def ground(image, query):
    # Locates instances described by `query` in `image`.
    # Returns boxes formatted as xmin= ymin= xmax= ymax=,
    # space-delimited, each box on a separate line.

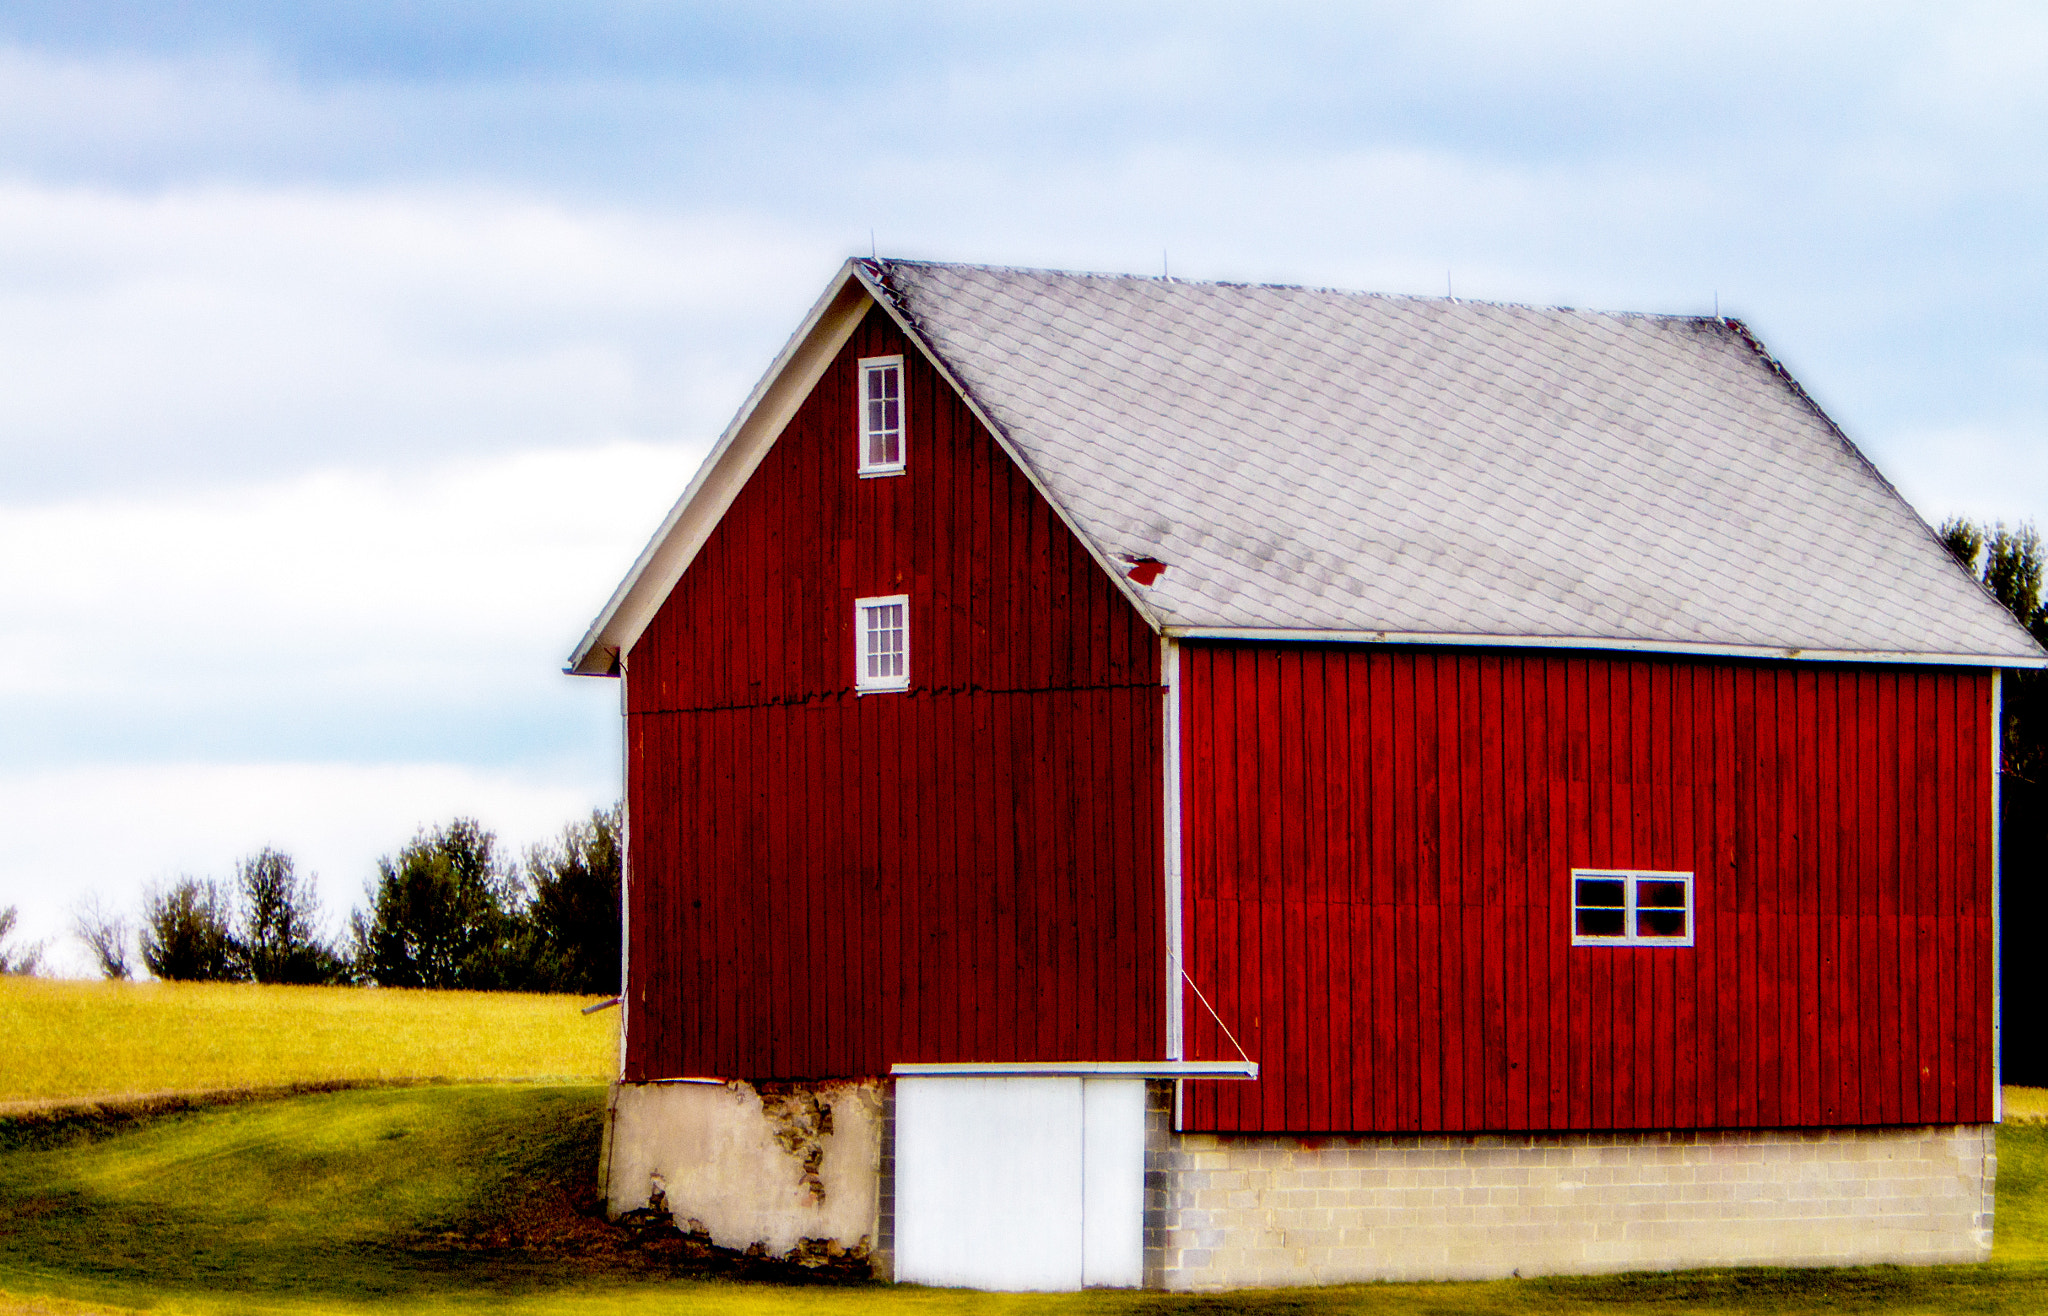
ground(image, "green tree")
xmin=519 ymin=804 xmax=622 ymax=995
xmin=236 ymin=848 xmax=343 ymax=984
xmin=349 ymin=819 xmax=523 ymax=989
xmin=0 ymin=906 xmax=46 ymax=976
xmin=140 ymin=878 xmax=241 ymax=982
xmin=1940 ymin=516 xmax=2048 ymax=780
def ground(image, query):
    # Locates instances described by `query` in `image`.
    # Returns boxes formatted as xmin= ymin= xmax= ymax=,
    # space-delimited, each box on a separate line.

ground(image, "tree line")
xmin=1940 ymin=517 xmax=2048 ymax=777
xmin=2 ymin=522 xmax=2040 ymax=990
xmin=17 ymin=805 xmax=622 ymax=993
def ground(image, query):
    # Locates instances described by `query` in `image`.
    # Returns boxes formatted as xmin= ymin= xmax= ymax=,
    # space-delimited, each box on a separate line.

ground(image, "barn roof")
xmin=570 ymin=258 xmax=2044 ymax=674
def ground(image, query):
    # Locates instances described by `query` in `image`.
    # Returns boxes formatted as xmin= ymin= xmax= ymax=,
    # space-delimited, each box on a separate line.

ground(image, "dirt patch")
xmin=399 ymin=1176 xmax=876 ymax=1285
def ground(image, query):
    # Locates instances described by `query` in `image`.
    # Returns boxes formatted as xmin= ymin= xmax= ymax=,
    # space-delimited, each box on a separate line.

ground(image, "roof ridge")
xmin=870 ymin=255 xmax=1721 ymax=325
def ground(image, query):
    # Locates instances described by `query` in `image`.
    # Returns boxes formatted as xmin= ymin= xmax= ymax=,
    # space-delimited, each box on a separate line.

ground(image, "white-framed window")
xmin=1570 ymin=869 xmax=1694 ymax=947
xmin=855 ymin=594 xmax=909 ymax=693
xmin=858 ymin=355 xmax=905 ymax=476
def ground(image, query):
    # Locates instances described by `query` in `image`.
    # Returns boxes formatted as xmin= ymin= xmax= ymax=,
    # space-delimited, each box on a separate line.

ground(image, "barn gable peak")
xmin=568 ymin=259 xmax=1160 ymax=676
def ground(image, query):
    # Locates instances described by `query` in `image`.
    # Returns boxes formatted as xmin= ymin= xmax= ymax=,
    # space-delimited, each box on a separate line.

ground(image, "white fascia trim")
xmin=1160 ymin=625 xmax=2047 ymax=669
xmin=849 ymin=262 xmax=1165 ymax=635
xmin=890 ymin=1060 xmax=1257 ymax=1080
xmin=566 ymin=260 xmax=874 ymax=676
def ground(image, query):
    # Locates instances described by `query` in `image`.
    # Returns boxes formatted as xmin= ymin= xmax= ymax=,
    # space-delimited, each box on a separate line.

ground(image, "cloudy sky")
xmin=3 ymin=2 xmax=2045 ymax=971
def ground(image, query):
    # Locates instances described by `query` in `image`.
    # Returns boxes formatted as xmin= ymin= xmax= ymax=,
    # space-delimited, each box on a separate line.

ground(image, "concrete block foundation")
xmin=602 ymin=1077 xmax=1996 ymax=1288
xmin=1140 ymin=1084 xmax=1997 ymax=1289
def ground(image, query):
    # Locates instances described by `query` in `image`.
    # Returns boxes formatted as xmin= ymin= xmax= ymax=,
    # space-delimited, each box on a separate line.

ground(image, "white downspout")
xmin=1993 ymin=668 xmax=2003 ymax=1122
xmin=1162 ymin=637 xmax=1184 ymax=1063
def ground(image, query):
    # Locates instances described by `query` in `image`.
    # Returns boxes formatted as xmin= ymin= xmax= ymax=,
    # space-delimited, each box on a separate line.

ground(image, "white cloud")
xmin=0 ymin=760 xmax=614 ymax=978
xmin=0 ymin=177 xmax=839 ymax=494
xmin=0 ymin=441 xmax=702 ymax=762
xmin=1868 ymin=424 xmax=2048 ymax=532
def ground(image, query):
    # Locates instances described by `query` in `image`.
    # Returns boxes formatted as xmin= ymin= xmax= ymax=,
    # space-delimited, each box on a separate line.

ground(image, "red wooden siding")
xmin=624 ymin=304 xmax=1164 ymax=1082
xmin=1179 ymin=645 xmax=1994 ymax=1133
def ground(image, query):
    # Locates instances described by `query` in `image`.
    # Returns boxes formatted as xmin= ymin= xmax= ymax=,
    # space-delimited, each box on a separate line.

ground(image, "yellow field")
xmin=2008 ymin=1086 xmax=2048 ymax=1122
xmin=0 ymin=977 xmax=619 ymax=1105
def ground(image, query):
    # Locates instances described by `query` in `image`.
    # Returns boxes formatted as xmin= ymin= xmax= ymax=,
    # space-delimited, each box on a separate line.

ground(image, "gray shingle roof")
xmin=872 ymin=259 xmax=2039 ymax=663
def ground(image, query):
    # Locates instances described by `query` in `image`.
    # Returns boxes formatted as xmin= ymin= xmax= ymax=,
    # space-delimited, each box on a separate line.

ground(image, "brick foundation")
xmin=1141 ymin=1084 xmax=1995 ymax=1288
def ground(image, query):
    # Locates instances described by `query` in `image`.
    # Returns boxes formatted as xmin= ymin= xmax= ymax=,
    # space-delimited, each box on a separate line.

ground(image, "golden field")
xmin=0 ymin=976 xmax=618 ymax=1105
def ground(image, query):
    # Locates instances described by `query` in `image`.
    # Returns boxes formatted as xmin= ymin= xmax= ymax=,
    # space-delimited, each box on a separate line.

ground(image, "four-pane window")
xmin=855 ymin=594 xmax=909 ymax=692
xmin=1571 ymin=869 xmax=1693 ymax=946
xmin=859 ymin=355 xmax=905 ymax=475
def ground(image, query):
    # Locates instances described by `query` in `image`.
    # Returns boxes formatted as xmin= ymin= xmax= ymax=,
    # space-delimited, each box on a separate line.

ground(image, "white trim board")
xmin=891 ymin=1059 xmax=1256 ymax=1079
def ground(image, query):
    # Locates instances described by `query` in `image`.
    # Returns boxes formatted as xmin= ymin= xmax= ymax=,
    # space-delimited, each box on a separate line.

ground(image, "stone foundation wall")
xmin=604 ymin=1079 xmax=884 ymax=1270
xmin=1143 ymin=1085 xmax=1995 ymax=1289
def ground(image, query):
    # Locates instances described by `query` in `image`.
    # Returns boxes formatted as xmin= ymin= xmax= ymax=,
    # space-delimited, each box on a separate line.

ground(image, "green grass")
xmin=0 ymin=978 xmax=618 ymax=1106
xmin=10 ymin=1087 xmax=2048 ymax=1315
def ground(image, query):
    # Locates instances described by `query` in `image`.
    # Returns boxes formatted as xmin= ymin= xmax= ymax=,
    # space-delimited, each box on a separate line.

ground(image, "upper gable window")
xmin=858 ymin=355 xmax=905 ymax=476
xmin=855 ymin=594 xmax=909 ymax=693
xmin=1571 ymin=869 xmax=1693 ymax=947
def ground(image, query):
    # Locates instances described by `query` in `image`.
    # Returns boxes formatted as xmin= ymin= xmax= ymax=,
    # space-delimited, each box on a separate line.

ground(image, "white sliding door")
xmin=894 ymin=1076 xmax=1144 ymax=1290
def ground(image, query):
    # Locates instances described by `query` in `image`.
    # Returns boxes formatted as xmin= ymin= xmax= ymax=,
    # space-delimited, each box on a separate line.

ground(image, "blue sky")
xmin=3 ymin=2 xmax=2046 ymax=968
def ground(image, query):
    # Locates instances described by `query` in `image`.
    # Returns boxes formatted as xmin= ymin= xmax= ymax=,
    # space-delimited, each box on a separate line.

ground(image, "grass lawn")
xmin=0 ymin=978 xmax=618 ymax=1106
xmin=4 ymin=988 xmax=2046 ymax=1316
xmin=5 ymin=1086 xmax=2048 ymax=1315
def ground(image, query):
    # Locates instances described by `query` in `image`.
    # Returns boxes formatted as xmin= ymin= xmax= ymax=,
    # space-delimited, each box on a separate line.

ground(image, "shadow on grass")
xmin=0 ymin=1084 xmax=880 ymax=1308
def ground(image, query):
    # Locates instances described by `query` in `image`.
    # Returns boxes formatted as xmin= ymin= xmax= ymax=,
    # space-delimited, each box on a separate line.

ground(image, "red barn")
xmin=572 ymin=259 xmax=2042 ymax=1289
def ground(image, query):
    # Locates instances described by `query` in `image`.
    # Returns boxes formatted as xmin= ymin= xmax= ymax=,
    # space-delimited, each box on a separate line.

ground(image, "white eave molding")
xmin=891 ymin=1059 xmax=1257 ymax=1080
xmin=1162 ymin=626 xmax=2048 ymax=670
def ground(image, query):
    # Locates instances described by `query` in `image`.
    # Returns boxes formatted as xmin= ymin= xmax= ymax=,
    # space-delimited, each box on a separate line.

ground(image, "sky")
xmin=2 ymin=2 xmax=2046 ymax=972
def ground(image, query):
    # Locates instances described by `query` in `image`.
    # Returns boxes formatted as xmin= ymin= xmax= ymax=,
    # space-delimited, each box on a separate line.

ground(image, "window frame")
xmin=857 ymin=354 xmax=906 ymax=477
xmin=1569 ymin=868 xmax=1695 ymax=947
xmin=854 ymin=593 xmax=910 ymax=694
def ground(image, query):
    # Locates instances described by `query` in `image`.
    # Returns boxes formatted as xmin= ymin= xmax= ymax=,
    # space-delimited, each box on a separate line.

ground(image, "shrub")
xmin=73 ymin=895 xmax=133 ymax=981
xmin=520 ymin=804 xmax=622 ymax=995
xmin=140 ymin=879 xmax=241 ymax=982
xmin=0 ymin=905 xmax=46 ymax=976
xmin=236 ymin=848 xmax=343 ymax=984
xmin=350 ymin=819 xmax=525 ymax=989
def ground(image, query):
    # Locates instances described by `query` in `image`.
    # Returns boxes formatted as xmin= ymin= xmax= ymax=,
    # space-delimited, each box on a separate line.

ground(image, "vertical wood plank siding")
xmin=1180 ymin=644 xmax=1994 ymax=1133
xmin=624 ymin=305 xmax=1164 ymax=1082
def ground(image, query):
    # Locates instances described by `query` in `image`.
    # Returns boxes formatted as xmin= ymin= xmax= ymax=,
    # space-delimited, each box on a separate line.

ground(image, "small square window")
xmin=1571 ymin=869 xmax=1693 ymax=947
xmin=855 ymin=594 xmax=909 ymax=693
xmin=858 ymin=355 xmax=905 ymax=476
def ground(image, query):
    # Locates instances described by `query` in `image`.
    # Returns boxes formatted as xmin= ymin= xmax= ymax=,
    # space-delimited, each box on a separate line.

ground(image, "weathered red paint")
xmin=622 ymin=305 xmax=1165 ymax=1083
xmin=1177 ymin=643 xmax=1995 ymax=1133
xmin=616 ymin=298 xmax=1996 ymax=1133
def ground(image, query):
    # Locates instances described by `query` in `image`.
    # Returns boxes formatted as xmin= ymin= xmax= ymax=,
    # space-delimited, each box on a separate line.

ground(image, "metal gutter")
xmin=1162 ymin=626 xmax=2047 ymax=669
